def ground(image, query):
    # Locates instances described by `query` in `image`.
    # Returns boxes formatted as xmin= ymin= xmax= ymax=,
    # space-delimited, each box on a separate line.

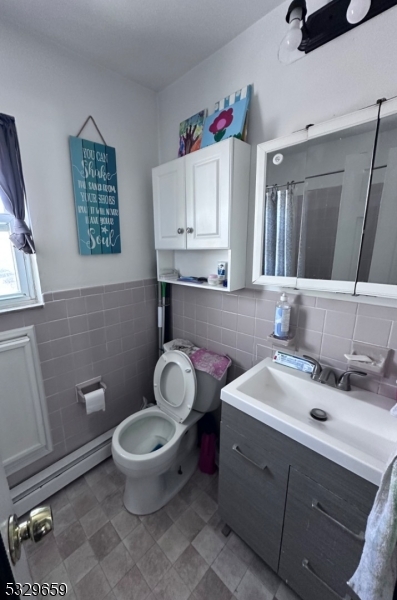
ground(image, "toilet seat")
xmin=154 ymin=350 xmax=196 ymax=423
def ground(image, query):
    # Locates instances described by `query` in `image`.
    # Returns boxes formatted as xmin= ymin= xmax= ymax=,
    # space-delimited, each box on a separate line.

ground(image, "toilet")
xmin=112 ymin=340 xmax=227 ymax=515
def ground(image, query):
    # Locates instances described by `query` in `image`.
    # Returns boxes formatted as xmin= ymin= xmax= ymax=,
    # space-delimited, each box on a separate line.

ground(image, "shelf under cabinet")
xmin=158 ymin=278 xmax=231 ymax=292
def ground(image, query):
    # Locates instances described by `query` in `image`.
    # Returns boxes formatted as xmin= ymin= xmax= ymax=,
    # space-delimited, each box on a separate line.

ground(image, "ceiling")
xmin=0 ymin=0 xmax=285 ymax=90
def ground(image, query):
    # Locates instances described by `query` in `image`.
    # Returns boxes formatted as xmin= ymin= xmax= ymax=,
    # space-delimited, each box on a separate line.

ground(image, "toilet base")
xmin=123 ymin=447 xmax=200 ymax=515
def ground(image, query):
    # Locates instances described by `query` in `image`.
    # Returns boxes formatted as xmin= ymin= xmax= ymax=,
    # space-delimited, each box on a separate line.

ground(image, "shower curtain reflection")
xmin=263 ymin=184 xmax=298 ymax=277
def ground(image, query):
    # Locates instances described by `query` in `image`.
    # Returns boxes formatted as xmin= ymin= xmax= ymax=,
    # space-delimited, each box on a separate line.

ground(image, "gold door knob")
xmin=8 ymin=506 xmax=53 ymax=564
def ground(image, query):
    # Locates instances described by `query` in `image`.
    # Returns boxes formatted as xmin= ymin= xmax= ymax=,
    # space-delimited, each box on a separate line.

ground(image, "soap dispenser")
xmin=274 ymin=293 xmax=291 ymax=339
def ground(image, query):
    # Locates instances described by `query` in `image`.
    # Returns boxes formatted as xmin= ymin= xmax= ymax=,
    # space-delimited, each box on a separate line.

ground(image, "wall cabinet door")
xmin=152 ymin=158 xmax=186 ymax=249
xmin=185 ymin=142 xmax=230 ymax=249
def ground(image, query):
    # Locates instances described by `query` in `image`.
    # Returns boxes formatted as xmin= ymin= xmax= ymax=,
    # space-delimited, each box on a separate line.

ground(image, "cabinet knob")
xmin=177 ymin=228 xmax=184 ymax=234
xmin=186 ymin=227 xmax=194 ymax=234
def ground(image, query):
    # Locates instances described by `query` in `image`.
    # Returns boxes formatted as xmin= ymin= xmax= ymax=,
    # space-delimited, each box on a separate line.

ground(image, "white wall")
xmin=157 ymin=1 xmax=397 ymax=286
xmin=0 ymin=22 xmax=158 ymax=293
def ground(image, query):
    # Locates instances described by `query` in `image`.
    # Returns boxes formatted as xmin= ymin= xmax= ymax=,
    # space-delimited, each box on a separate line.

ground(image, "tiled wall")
xmin=170 ymin=285 xmax=397 ymax=402
xmin=4 ymin=279 xmax=397 ymax=486
xmin=0 ymin=279 xmax=158 ymax=487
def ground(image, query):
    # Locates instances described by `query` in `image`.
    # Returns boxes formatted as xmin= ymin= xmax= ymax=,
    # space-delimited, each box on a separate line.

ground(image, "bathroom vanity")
xmin=218 ymin=359 xmax=397 ymax=600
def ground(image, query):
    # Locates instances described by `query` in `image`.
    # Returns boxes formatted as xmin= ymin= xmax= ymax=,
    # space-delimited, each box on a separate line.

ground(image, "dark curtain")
xmin=0 ymin=114 xmax=35 ymax=254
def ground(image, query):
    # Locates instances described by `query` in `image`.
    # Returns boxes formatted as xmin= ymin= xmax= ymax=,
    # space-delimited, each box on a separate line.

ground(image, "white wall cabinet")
xmin=153 ymin=138 xmax=251 ymax=292
xmin=185 ymin=141 xmax=230 ymax=249
xmin=152 ymin=158 xmax=186 ymax=250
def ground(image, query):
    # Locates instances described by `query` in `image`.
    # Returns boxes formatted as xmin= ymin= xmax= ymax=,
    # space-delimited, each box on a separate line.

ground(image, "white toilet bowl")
xmin=112 ymin=343 xmax=227 ymax=515
xmin=113 ymin=405 xmax=201 ymax=514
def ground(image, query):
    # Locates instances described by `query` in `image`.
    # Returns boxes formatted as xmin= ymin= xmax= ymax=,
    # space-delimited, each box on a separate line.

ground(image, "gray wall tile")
xmin=132 ymin=287 xmax=145 ymax=303
xmin=255 ymin=300 xmax=276 ymax=321
xmin=222 ymin=294 xmax=238 ymax=314
xmin=221 ymin=329 xmax=236 ymax=349
xmin=323 ymin=310 xmax=356 ymax=339
xmin=221 ymin=311 xmax=237 ymax=331
xmin=67 ymin=297 xmax=87 ymax=318
xmin=321 ymin=334 xmax=352 ymax=362
xmin=238 ymin=297 xmax=256 ymax=317
xmin=237 ymin=315 xmax=255 ymax=336
xmin=69 ymin=315 xmax=89 ymax=335
xmin=1 ymin=279 xmax=156 ymax=487
xmin=86 ymin=294 xmax=104 ymax=313
xmin=170 ymin=281 xmax=397 ymax=403
xmin=88 ymin=311 xmax=105 ymax=330
xmin=298 ymin=307 xmax=326 ymax=332
xmin=315 ymin=297 xmax=358 ymax=314
xmin=80 ymin=285 xmax=104 ymax=296
xmin=51 ymin=337 xmax=73 ymax=358
xmin=354 ymin=315 xmax=392 ymax=347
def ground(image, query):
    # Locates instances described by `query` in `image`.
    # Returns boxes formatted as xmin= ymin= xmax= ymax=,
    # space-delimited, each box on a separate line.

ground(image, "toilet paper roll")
xmin=85 ymin=388 xmax=106 ymax=414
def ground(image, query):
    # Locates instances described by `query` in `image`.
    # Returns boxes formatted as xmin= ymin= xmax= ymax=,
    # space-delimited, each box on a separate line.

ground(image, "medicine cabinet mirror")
xmin=253 ymin=97 xmax=397 ymax=299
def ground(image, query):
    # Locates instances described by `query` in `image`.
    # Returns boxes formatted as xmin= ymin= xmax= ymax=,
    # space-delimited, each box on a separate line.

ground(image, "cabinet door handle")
xmin=312 ymin=500 xmax=365 ymax=542
xmin=177 ymin=228 xmax=184 ymax=234
xmin=302 ymin=559 xmax=352 ymax=600
xmin=232 ymin=444 xmax=267 ymax=470
xmin=186 ymin=227 xmax=194 ymax=234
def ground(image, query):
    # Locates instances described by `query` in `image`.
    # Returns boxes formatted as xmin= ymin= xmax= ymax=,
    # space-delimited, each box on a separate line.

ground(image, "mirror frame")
xmin=252 ymin=101 xmax=392 ymax=296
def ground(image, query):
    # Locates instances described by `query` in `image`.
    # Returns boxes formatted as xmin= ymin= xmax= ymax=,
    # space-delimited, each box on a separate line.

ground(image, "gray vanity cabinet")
xmin=219 ymin=415 xmax=289 ymax=571
xmin=279 ymin=468 xmax=366 ymax=600
xmin=219 ymin=403 xmax=377 ymax=600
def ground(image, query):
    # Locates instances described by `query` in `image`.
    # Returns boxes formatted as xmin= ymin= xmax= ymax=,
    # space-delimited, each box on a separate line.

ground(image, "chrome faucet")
xmin=337 ymin=370 xmax=367 ymax=392
xmin=302 ymin=356 xmax=322 ymax=381
xmin=303 ymin=355 xmax=367 ymax=391
xmin=318 ymin=367 xmax=337 ymax=387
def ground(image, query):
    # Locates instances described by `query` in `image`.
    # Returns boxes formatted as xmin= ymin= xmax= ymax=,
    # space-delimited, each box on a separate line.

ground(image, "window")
xmin=0 ymin=195 xmax=41 ymax=311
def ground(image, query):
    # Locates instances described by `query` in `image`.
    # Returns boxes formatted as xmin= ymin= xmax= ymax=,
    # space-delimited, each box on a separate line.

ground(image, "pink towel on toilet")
xmin=190 ymin=348 xmax=231 ymax=381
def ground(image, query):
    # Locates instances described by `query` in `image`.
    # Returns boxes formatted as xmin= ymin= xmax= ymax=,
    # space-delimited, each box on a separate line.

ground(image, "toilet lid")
xmin=154 ymin=350 xmax=197 ymax=423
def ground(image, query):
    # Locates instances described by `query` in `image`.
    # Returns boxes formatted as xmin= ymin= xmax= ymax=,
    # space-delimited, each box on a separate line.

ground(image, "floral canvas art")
xmin=201 ymin=85 xmax=252 ymax=148
xmin=178 ymin=110 xmax=207 ymax=157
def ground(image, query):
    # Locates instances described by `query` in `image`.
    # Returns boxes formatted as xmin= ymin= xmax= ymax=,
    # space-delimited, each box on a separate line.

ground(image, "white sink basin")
xmin=221 ymin=358 xmax=397 ymax=485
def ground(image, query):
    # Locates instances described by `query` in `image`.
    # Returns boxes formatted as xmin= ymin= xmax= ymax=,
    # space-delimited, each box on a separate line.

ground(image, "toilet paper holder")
xmin=76 ymin=377 xmax=107 ymax=404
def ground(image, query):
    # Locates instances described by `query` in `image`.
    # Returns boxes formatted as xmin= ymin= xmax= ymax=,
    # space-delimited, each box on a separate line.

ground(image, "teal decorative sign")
xmin=69 ymin=136 xmax=121 ymax=255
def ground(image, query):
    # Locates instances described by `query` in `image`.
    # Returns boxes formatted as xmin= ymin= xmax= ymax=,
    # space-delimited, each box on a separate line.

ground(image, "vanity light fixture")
xmin=279 ymin=0 xmax=397 ymax=64
xmin=278 ymin=0 xmax=307 ymax=65
xmin=346 ymin=0 xmax=371 ymax=24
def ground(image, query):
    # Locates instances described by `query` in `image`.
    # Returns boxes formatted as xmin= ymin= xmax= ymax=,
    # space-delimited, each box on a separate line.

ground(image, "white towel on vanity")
xmin=348 ymin=451 xmax=397 ymax=600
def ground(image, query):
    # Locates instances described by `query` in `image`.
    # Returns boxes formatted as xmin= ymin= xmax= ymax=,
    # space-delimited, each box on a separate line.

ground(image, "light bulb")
xmin=278 ymin=18 xmax=303 ymax=64
xmin=346 ymin=0 xmax=371 ymax=24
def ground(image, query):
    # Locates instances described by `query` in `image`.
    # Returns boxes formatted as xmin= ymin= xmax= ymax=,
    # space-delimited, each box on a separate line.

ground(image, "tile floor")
xmin=25 ymin=457 xmax=301 ymax=600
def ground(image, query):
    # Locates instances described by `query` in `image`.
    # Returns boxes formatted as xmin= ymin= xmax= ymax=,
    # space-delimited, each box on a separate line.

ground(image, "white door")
xmin=0 ymin=458 xmax=32 ymax=586
xmin=152 ymin=158 xmax=186 ymax=249
xmin=185 ymin=140 xmax=231 ymax=249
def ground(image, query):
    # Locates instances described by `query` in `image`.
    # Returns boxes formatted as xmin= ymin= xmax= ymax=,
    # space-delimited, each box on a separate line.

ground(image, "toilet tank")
xmin=194 ymin=369 xmax=227 ymax=413
xmin=163 ymin=340 xmax=227 ymax=413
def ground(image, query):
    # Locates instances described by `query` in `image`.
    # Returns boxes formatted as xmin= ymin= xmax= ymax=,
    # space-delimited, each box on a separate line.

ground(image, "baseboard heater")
xmin=11 ymin=428 xmax=116 ymax=517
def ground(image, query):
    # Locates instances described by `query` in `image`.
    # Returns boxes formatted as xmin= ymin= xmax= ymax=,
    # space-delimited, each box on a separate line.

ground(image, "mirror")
xmin=299 ymin=121 xmax=377 ymax=282
xmin=261 ymin=120 xmax=378 ymax=285
xmin=358 ymin=112 xmax=397 ymax=286
xmin=264 ymin=142 xmax=306 ymax=278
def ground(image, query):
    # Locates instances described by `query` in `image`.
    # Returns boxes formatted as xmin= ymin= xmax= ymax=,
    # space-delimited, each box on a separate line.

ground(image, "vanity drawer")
xmin=279 ymin=468 xmax=366 ymax=600
xmin=221 ymin=403 xmax=376 ymax=515
xmin=221 ymin=402 xmax=293 ymax=459
xmin=219 ymin=422 xmax=289 ymax=571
